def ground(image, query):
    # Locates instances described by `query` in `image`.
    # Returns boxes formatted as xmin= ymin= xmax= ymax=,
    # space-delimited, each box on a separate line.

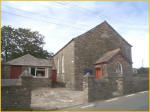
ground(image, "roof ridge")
xmin=54 ymin=21 xmax=107 ymax=56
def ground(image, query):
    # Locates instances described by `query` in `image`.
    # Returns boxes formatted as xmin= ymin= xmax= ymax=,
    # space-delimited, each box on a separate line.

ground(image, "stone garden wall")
xmin=124 ymin=76 xmax=149 ymax=94
xmin=1 ymin=65 xmax=11 ymax=79
xmin=1 ymin=71 xmax=52 ymax=111
xmin=2 ymin=86 xmax=31 ymax=111
xmin=83 ymin=75 xmax=113 ymax=102
xmin=1 ymin=77 xmax=32 ymax=111
xmin=28 ymin=78 xmax=51 ymax=89
xmin=83 ymin=74 xmax=149 ymax=103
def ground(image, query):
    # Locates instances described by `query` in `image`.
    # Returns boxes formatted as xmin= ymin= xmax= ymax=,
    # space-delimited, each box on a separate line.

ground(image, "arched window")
xmin=116 ymin=62 xmax=123 ymax=75
xmin=57 ymin=58 xmax=59 ymax=74
xmin=62 ymin=55 xmax=64 ymax=73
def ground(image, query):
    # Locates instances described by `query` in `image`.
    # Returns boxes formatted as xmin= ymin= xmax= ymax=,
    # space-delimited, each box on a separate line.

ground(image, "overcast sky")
xmin=1 ymin=1 xmax=149 ymax=68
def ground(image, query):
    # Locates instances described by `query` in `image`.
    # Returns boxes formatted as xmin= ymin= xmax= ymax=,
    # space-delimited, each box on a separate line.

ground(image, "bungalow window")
xmin=31 ymin=68 xmax=35 ymax=76
xmin=30 ymin=67 xmax=46 ymax=77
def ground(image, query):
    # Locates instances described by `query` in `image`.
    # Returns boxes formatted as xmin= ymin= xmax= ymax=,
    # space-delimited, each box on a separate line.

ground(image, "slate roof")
xmin=6 ymin=54 xmax=52 ymax=67
xmin=95 ymin=48 xmax=121 ymax=64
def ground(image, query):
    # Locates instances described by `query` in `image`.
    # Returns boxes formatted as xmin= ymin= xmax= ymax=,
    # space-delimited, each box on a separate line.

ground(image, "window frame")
xmin=29 ymin=67 xmax=48 ymax=78
xmin=116 ymin=62 xmax=123 ymax=75
xmin=57 ymin=58 xmax=59 ymax=74
xmin=62 ymin=55 xmax=65 ymax=73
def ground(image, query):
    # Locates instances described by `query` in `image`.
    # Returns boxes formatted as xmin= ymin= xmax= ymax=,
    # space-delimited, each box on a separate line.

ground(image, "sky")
xmin=1 ymin=1 xmax=149 ymax=68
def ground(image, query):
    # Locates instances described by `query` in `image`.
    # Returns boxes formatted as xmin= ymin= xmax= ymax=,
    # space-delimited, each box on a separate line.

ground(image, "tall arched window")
xmin=62 ymin=56 xmax=64 ymax=73
xmin=116 ymin=62 xmax=123 ymax=75
xmin=57 ymin=58 xmax=59 ymax=74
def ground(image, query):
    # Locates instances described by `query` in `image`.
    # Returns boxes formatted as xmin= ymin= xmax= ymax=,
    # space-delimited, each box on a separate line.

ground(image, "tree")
xmin=1 ymin=26 xmax=53 ymax=62
xmin=137 ymin=67 xmax=149 ymax=74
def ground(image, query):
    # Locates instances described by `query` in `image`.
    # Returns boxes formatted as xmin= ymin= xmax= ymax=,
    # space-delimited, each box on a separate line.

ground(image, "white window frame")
xmin=29 ymin=67 xmax=48 ymax=78
xmin=57 ymin=58 xmax=59 ymax=74
xmin=116 ymin=62 xmax=123 ymax=75
xmin=62 ymin=55 xmax=65 ymax=73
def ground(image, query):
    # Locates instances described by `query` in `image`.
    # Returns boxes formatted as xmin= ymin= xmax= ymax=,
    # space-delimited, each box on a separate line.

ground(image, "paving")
xmin=31 ymin=87 xmax=84 ymax=110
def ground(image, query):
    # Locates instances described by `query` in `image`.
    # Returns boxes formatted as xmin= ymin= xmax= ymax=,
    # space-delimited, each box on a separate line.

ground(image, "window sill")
xmin=33 ymin=76 xmax=48 ymax=78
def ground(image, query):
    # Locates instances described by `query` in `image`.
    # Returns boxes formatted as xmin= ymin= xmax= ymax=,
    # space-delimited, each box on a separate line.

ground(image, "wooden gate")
xmin=52 ymin=70 xmax=57 ymax=86
xmin=10 ymin=66 xmax=22 ymax=79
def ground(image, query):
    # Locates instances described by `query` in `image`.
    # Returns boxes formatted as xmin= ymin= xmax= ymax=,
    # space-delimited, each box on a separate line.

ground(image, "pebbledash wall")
xmin=54 ymin=21 xmax=133 ymax=90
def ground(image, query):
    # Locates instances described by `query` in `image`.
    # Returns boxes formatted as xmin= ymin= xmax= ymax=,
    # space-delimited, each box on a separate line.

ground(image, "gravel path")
xmin=31 ymin=87 xmax=84 ymax=110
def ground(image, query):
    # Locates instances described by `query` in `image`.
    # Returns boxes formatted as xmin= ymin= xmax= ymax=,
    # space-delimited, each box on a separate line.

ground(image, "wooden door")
xmin=52 ymin=70 xmax=57 ymax=86
xmin=96 ymin=68 xmax=102 ymax=79
xmin=10 ymin=66 xmax=22 ymax=79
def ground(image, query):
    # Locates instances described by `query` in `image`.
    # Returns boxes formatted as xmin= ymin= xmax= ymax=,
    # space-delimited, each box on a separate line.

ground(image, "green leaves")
xmin=1 ymin=26 xmax=53 ymax=62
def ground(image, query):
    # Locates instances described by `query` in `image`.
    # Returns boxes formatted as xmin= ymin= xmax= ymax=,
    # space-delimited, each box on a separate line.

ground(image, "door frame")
xmin=96 ymin=66 xmax=103 ymax=79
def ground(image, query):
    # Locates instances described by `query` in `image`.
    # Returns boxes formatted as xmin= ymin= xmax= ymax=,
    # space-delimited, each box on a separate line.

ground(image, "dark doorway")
xmin=52 ymin=70 xmax=57 ymax=86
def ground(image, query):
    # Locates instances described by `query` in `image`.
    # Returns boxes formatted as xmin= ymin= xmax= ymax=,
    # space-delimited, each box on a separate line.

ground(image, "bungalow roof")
xmin=6 ymin=54 xmax=52 ymax=67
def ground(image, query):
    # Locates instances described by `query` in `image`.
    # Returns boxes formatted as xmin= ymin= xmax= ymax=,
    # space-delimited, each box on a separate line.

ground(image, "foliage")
xmin=133 ymin=67 xmax=149 ymax=77
xmin=137 ymin=67 xmax=149 ymax=74
xmin=1 ymin=26 xmax=53 ymax=62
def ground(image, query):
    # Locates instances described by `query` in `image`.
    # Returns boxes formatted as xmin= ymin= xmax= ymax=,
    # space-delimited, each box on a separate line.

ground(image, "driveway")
xmin=31 ymin=87 xmax=84 ymax=110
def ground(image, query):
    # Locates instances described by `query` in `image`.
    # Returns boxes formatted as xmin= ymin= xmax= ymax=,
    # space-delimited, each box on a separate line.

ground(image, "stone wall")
xmin=106 ymin=54 xmax=133 ymax=95
xmin=1 ymin=72 xmax=52 ymax=111
xmin=83 ymin=74 xmax=149 ymax=103
xmin=29 ymin=78 xmax=51 ymax=89
xmin=1 ymin=65 xmax=11 ymax=79
xmin=53 ymin=40 xmax=75 ymax=89
xmin=1 ymin=77 xmax=32 ymax=111
xmin=2 ymin=86 xmax=31 ymax=111
xmin=74 ymin=21 xmax=132 ymax=90
xmin=21 ymin=70 xmax=52 ymax=88
xmin=2 ymin=79 xmax=22 ymax=86
xmin=124 ymin=76 xmax=149 ymax=94
xmin=83 ymin=75 xmax=113 ymax=102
